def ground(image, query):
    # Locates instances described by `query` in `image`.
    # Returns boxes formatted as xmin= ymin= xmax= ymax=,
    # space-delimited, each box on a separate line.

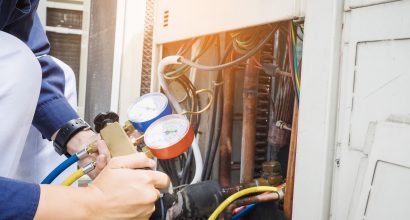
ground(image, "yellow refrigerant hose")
xmin=60 ymin=161 xmax=95 ymax=186
xmin=208 ymin=186 xmax=279 ymax=220
xmin=60 ymin=169 xmax=84 ymax=186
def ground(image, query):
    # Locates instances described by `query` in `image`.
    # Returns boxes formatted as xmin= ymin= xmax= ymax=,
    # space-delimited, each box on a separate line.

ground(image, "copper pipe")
xmin=220 ymin=181 xmax=258 ymax=198
xmin=233 ymin=192 xmax=279 ymax=207
xmin=224 ymin=192 xmax=280 ymax=219
xmin=219 ymin=66 xmax=236 ymax=186
xmin=284 ymin=99 xmax=299 ymax=219
xmin=240 ymin=55 xmax=260 ymax=183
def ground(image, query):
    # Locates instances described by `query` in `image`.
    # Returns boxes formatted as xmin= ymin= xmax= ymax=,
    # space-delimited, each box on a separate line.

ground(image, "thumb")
xmin=108 ymin=153 xmax=156 ymax=169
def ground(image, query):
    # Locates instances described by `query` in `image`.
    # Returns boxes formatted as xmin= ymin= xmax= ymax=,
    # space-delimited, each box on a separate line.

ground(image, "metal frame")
xmin=292 ymin=0 xmax=344 ymax=219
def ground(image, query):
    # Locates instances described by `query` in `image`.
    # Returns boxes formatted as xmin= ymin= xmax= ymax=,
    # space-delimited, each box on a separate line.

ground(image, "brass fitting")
xmin=261 ymin=161 xmax=283 ymax=186
xmin=86 ymin=140 xmax=99 ymax=154
xmin=123 ymin=120 xmax=136 ymax=134
xmin=142 ymin=146 xmax=154 ymax=159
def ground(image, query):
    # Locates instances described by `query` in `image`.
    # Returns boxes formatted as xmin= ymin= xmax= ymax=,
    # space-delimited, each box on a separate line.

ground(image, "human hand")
xmin=66 ymin=130 xmax=110 ymax=179
xmin=87 ymin=153 xmax=170 ymax=219
xmin=35 ymin=153 xmax=169 ymax=220
xmin=128 ymin=130 xmax=144 ymax=145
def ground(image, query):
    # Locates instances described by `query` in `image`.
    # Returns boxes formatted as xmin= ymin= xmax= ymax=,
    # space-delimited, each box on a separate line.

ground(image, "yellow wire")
xmin=208 ymin=186 xmax=278 ymax=220
xmin=291 ymin=25 xmax=297 ymax=46
xmin=60 ymin=168 xmax=85 ymax=186
xmin=181 ymin=89 xmax=213 ymax=115
xmin=290 ymin=24 xmax=301 ymax=92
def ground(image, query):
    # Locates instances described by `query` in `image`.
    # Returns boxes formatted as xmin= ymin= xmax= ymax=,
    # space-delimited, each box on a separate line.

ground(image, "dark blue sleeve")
xmin=0 ymin=177 xmax=40 ymax=220
xmin=3 ymin=0 xmax=79 ymax=139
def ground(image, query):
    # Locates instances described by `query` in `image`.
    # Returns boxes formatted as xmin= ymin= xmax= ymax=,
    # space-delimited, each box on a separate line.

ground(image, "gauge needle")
xmin=164 ymin=129 xmax=177 ymax=135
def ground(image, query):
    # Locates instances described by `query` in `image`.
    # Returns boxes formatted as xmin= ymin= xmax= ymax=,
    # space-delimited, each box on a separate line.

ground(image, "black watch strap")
xmin=53 ymin=118 xmax=90 ymax=157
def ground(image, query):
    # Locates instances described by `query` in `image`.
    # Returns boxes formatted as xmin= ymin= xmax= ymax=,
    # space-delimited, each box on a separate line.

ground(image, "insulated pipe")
xmin=224 ymin=191 xmax=281 ymax=220
xmin=240 ymin=55 xmax=260 ymax=183
xmin=157 ymin=56 xmax=203 ymax=184
xmin=219 ymin=63 xmax=236 ymax=186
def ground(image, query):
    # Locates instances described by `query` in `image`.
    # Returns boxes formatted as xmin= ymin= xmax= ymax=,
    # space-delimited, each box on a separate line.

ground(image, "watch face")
xmin=128 ymin=93 xmax=169 ymax=123
xmin=144 ymin=114 xmax=190 ymax=149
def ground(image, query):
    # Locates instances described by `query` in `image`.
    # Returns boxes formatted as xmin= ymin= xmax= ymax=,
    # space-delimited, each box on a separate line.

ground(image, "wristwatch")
xmin=53 ymin=118 xmax=91 ymax=157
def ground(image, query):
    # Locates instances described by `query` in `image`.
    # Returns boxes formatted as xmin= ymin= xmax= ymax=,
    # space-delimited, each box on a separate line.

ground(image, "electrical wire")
xmin=232 ymin=27 xmax=268 ymax=54
xmin=159 ymin=26 xmax=278 ymax=184
xmin=165 ymin=35 xmax=216 ymax=80
xmin=202 ymin=43 xmax=232 ymax=181
xmin=158 ymin=56 xmax=204 ymax=184
xmin=181 ymin=89 xmax=213 ymax=116
xmin=208 ymin=186 xmax=278 ymax=220
xmin=158 ymin=35 xmax=219 ymax=185
xmin=179 ymin=26 xmax=278 ymax=72
xmin=180 ymin=148 xmax=193 ymax=184
xmin=163 ymin=75 xmax=201 ymax=184
xmin=202 ymin=80 xmax=223 ymax=180
xmin=177 ymin=76 xmax=200 ymax=184
xmin=177 ymin=37 xmax=198 ymax=56
xmin=287 ymin=24 xmax=299 ymax=102
xmin=287 ymin=20 xmax=302 ymax=102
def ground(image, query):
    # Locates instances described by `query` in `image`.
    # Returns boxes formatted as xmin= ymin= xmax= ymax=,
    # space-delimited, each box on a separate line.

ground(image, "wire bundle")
xmin=287 ymin=21 xmax=302 ymax=102
xmin=159 ymin=25 xmax=280 ymax=186
xmin=158 ymin=35 xmax=218 ymax=185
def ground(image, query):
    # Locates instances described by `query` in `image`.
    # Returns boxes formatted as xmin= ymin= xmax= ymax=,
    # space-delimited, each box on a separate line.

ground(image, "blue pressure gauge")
xmin=127 ymin=92 xmax=172 ymax=132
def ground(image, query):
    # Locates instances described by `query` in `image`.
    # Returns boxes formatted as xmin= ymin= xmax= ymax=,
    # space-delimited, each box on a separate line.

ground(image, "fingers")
xmin=127 ymin=170 xmax=170 ymax=189
xmin=96 ymin=140 xmax=111 ymax=162
xmin=134 ymin=187 xmax=161 ymax=204
xmin=130 ymin=130 xmax=144 ymax=145
xmin=108 ymin=152 xmax=155 ymax=169
xmin=147 ymin=171 xmax=170 ymax=189
xmin=85 ymin=140 xmax=110 ymax=179
xmin=94 ymin=154 xmax=108 ymax=176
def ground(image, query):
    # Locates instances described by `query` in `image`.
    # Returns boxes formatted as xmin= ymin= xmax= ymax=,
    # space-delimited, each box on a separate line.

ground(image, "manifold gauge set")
xmin=128 ymin=92 xmax=172 ymax=132
xmin=127 ymin=92 xmax=193 ymax=159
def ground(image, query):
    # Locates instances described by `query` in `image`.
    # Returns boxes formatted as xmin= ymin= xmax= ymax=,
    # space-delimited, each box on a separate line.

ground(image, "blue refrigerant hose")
xmin=41 ymin=154 xmax=79 ymax=184
xmin=231 ymin=204 xmax=257 ymax=220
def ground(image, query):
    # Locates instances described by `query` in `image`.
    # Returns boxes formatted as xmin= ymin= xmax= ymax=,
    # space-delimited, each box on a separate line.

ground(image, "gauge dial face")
xmin=128 ymin=93 xmax=168 ymax=122
xmin=144 ymin=115 xmax=190 ymax=149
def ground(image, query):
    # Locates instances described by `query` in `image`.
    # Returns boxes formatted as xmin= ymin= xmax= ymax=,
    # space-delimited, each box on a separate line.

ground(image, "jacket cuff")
xmin=0 ymin=177 xmax=40 ymax=220
xmin=33 ymin=97 xmax=79 ymax=139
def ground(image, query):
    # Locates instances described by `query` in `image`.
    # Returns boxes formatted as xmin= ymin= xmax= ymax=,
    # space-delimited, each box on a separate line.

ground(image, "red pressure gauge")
xmin=144 ymin=114 xmax=194 ymax=159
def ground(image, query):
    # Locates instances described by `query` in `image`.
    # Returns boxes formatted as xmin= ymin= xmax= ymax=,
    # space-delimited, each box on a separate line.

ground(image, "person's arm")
xmin=0 ymin=177 xmax=40 ymax=220
xmin=0 ymin=154 xmax=169 ymax=220
xmin=4 ymin=6 xmax=106 ymax=175
xmin=35 ymin=153 xmax=169 ymax=220
xmin=4 ymin=10 xmax=79 ymax=140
